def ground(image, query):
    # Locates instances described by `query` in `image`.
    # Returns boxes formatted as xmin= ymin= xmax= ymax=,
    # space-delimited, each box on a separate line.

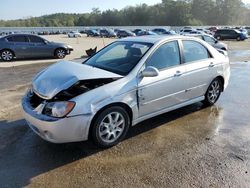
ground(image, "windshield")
xmin=84 ymin=41 xmax=153 ymax=76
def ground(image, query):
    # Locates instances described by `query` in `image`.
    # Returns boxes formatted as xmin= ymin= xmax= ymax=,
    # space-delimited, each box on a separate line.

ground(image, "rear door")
xmin=7 ymin=35 xmax=30 ymax=58
xmin=181 ymin=40 xmax=218 ymax=98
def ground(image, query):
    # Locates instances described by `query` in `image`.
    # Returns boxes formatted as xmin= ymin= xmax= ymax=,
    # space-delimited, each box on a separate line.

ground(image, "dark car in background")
xmin=186 ymin=33 xmax=228 ymax=51
xmin=132 ymin=29 xmax=144 ymax=36
xmin=0 ymin=34 xmax=73 ymax=61
xmin=151 ymin=28 xmax=175 ymax=35
xmin=137 ymin=30 xmax=158 ymax=36
xmin=116 ymin=30 xmax=136 ymax=38
xmin=99 ymin=29 xmax=116 ymax=38
xmin=214 ymin=29 xmax=247 ymax=41
xmin=86 ymin=29 xmax=100 ymax=37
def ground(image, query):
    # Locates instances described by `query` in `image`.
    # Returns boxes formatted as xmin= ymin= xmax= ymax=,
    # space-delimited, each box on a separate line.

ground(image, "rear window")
xmin=182 ymin=40 xmax=211 ymax=63
xmin=7 ymin=35 xmax=28 ymax=42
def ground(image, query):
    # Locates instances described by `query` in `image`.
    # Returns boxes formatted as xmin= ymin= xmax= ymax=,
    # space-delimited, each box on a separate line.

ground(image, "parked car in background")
xmin=184 ymin=30 xmax=204 ymax=35
xmin=116 ymin=30 xmax=136 ymax=38
xmin=186 ymin=34 xmax=228 ymax=51
xmin=22 ymin=35 xmax=230 ymax=147
xmin=214 ymin=29 xmax=247 ymax=41
xmin=179 ymin=29 xmax=193 ymax=35
xmin=0 ymin=34 xmax=73 ymax=61
xmin=99 ymin=29 xmax=116 ymax=38
xmin=137 ymin=30 xmax=158 ymax=36
xmin=244 ymin=26 xmax=250 ymax=35
xmin=151 ymin=28 xmax=169 ymax=35
xmin=239 ymin=29 xmax=249 ymax=38
xmin=132 ymin=29 xmax=144 ymax=36
xmin=68 ymin=31 xmax=81 ymax=38
xmin=208 ymin=27 xmax=219 ymax=33
xmin=86 ymin=29 xmax=100 ymax=37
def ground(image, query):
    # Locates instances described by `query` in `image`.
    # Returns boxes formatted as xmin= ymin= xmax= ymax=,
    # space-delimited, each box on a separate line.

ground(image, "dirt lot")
xmin=0 ymin=35 xmax=250 ymax=188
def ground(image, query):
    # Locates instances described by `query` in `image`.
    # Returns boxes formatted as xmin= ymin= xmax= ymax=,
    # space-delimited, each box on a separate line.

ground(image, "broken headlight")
xmin=43 ymin=101 xmax=75 ymax=118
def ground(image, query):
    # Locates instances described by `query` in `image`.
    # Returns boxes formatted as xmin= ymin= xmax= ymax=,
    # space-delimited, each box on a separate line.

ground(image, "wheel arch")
xmin=0 ymin=48 xmax=16 ymax=57
xmin=54 ymin=47 xmax=67 ymax=56
xmin=215 ymin=75 xmax=225 ymax=91
xmin=88 ymin=102 xmax=133 ymax=139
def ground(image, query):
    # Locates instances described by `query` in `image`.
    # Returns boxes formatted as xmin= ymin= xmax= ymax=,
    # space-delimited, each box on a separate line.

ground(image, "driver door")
xmin=137 ymin=40 xmax=189 ymax=117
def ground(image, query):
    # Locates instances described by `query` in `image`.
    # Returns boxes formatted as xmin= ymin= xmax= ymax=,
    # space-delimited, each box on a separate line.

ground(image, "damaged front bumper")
xmin=22 ymin=94 xmax=91 ymax=143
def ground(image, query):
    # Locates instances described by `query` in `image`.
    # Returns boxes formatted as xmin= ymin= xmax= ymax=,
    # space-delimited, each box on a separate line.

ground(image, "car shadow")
xmin=0 ymin=102 xmax=207 ymax=187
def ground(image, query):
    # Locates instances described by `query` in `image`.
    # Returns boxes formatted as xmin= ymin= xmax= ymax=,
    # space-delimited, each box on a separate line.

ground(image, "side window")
xmin=9 ymin=35 xmax=28 ymax=43
xmin=6 ymin=36 xmax=14 ymax=42
xmin=230 ymin=30 xmax=236 ymax=34
xmin=29 ymin=36 xmax=44 ymax=43
xmin=182 ymin=40 xmax=210 ymax=63
xmin=146 ymin=41 xmax=181 ymax=70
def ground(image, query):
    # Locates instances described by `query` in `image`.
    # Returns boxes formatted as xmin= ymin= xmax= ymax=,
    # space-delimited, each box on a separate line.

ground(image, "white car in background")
xmin=68 ymin=31 xmax=82 ymax=38
xmin=22 ymin=35 xmax=230 ymax=148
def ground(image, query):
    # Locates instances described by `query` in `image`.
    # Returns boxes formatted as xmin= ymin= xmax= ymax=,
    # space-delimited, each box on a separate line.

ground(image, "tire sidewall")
xmin=204 ymin=78 xmax=222 ymax=106
xmin=55 ymin=49 xmax=66 ymax=59
xmin=91 ymin=106 xmax=130 ymax=148
xmin=1 ymin=50 xmax=14 ymax=61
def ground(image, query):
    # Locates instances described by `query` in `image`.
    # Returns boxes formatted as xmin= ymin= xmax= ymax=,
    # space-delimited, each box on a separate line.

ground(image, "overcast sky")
xmin=0 ymin=0 xmax=249 ymax=20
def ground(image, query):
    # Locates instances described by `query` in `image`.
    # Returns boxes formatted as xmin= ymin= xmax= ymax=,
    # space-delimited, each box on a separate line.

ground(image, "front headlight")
xmin=43 ymin=101 xmax=75 ymax=118
xmin=67 ymin=45 xmax=73 ymax=49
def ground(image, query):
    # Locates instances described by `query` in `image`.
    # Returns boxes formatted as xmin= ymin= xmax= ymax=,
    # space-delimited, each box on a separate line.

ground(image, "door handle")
xmin=209 ymin=62 xmax=215 ymax=67
xmin=174 ymin=70 xmax=182 ymax=77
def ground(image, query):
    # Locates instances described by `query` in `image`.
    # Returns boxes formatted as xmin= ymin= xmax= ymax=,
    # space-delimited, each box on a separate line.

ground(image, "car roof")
xmin=119 ymin=35 xmax=188 ymax=44
xmin=3 ymin=33 xmax=40 ymax=38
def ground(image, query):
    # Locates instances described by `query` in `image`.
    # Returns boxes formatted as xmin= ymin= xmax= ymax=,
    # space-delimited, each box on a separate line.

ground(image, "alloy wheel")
xmin=98 ymin=112 xmax=125 ymax=143
xmin=207 ymin=80 xmax=221 ymax=103
xmin=1 ymin=50 xmax=13 ymax=61
xmin=56 ymin=49 xmax=66 ymax=58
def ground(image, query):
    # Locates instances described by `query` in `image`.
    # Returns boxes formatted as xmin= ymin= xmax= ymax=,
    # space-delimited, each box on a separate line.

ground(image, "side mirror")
xmin=44 ymin=40 xmax=49 ymax=44
xmin=141 ymin=66 xmax=159 ymax=77
xmin=215 ymin=40 xmax=218 ymax=44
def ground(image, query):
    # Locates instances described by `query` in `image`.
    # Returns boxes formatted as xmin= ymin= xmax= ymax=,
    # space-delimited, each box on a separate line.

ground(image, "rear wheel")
xmin=1 ymin=50 xmax=14 ymax=61
xmin=91 ymin=106 xmax=130 ymax=148
xmin=203 ymin=78 xmax=222 ymax=106
xmin=55 ymin=48 xmax=66 ymax=59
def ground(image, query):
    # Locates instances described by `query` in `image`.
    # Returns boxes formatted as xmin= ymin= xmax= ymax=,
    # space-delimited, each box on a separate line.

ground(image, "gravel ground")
xmin=0 ymin=36 xmax=249 ymax=188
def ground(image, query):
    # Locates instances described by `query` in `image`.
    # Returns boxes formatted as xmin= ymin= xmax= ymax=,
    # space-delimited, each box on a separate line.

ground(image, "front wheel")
xmin=1 ymin=50 xmax=14 ymax=61
xmin=55 ymin=48 xmax=66 ymax=59
xmin=236 ymin=36 xmax=241 ymax=41
xmin=91 ymin=106 xmax=130 ymax=148
xmin=203 ymin=78 xmax=222 ymax=106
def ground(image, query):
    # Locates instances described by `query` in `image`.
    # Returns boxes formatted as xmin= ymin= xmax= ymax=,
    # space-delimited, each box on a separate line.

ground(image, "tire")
xmin=236 ymin=36 xmax=241 ymax=41
xmin=203 ymin=78 xmax=222 ymax=106
xmin=0 ymin=49 xmax=14 ymax=61
xmin=91 ymin=106 xmax=130 ymax=148
xmin=55 ymin=48 xmax=66 ymax=59
xmin=216 ymin=36 xmax=221 ymax=40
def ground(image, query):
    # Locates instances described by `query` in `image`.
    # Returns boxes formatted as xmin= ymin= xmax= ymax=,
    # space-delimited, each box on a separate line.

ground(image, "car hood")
xmin=32 ymin=60 xmax=122 ymax=99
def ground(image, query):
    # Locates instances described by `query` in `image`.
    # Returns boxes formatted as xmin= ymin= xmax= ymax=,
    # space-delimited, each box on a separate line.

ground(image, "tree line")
xmin=0 ymin=0 xmax=250 ymax=27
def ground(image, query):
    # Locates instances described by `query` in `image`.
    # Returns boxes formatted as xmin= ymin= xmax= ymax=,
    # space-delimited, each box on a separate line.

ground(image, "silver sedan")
xmin=22 ymin=35 xmax=230 ymax=147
